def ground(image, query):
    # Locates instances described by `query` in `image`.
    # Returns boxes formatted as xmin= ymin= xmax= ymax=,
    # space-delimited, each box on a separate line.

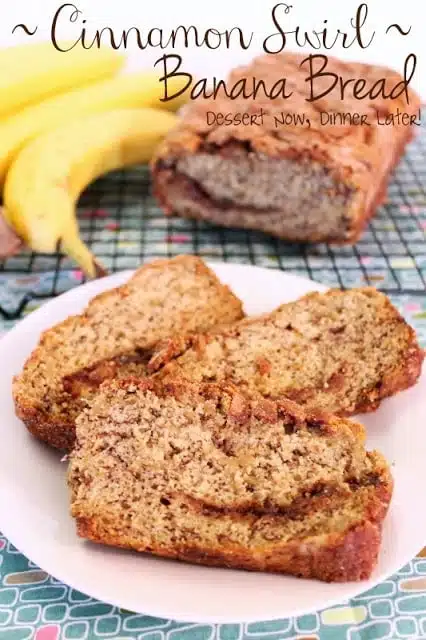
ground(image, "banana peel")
xmin=3 ymin=108 xmax=179 ymax=278
xmin=0 ymin=42 xmax=123 ymax=118
xmin=0 ymin=71 xmax=188 ymax=183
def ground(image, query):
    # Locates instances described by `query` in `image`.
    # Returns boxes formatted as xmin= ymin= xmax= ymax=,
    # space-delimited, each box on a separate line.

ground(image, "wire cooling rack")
xmin=0 ymin=113 xmax=425 ymax=321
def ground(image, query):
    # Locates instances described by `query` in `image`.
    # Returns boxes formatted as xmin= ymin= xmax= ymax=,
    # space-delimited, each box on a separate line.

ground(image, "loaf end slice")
xmin=150 ymin=287 xmax=424 ymax=416
xmin=69 ymin=378 xmax=393 ymax=582
xmin=14 ymin=256 xmax=244 ymax=451
xmin=152 ymin=53 xmax=420 ymax=245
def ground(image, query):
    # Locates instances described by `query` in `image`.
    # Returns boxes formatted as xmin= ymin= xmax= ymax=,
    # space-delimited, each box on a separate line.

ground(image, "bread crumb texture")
xmin=69 ymin=379 xmax=393 ymax=582
xmin=13 ymin=256 xmax=244 ymax=450
xmin=152 ymin=287 xmax=424 ymax=416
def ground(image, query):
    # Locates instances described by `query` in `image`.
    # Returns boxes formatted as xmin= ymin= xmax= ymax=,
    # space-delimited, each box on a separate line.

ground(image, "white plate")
xmin=0 ymin=262 xmax=425 ymax=624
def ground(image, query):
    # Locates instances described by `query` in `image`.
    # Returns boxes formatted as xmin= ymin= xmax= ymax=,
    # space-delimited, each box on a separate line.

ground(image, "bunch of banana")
xmin=0 ymin=41 xmax=187 ymax=276
xmin=4 ymin=109 xmax=178 ymax=278
xmin=0 ymin=69 xmax=186 ymax=183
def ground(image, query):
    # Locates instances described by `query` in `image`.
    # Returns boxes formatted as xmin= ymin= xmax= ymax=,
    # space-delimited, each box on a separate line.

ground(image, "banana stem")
xmin=61 ymin=235 xmax=108 ymax=279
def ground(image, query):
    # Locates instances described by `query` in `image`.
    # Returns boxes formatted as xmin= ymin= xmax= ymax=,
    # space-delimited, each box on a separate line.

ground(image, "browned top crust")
xmin=69 ymin=377 xmax=393 ymax=582
xmin=153 ymin=52 xmax=421 ymax=189
xmin=13 ymin=255 xmax=244 ymax=451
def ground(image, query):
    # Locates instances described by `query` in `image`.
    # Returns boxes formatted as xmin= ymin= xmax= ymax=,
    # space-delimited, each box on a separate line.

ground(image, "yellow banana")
xmin=4 ymin=108 xmax=178 ymax=278
xmin=0 ymin=71 xmax=187 ymax=183
xmin=0 ymin=42 xmax=123 ymax=118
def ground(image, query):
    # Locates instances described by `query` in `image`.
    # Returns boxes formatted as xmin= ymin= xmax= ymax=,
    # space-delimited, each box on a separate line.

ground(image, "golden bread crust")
xmin=14 ymin=256 xmax=244 ymax=451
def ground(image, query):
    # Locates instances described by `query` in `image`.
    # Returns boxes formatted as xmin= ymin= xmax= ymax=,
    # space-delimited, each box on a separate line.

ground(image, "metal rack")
xmin=1 ymin=114 xmax=425 ymax=321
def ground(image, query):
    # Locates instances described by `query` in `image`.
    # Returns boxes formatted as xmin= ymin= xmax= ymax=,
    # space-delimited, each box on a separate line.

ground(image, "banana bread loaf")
xmin=13 ymin=256 xmax=244 ymax=451
xmin=150 ymin=287 xmax=423 ymax=415
xmin=68 ymin=378 xmax=393 ymax=582
xmin=152 ymin=52 xmax=420 ymax=244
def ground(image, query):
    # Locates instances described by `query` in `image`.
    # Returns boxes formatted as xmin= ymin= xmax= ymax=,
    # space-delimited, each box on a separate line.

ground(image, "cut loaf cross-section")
xmin=69 ymin=379 xmax=393 ymax=582
xmin=13 ymin=256 xmax=244 ymax=450
xmin=150 ymin=287 xmax=423 ymax=416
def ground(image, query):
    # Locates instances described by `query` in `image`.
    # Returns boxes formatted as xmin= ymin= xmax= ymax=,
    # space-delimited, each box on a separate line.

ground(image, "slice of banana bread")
xmin=13 ymin=256 xmax=244 ymax=451
xmin=68 ymin=378 xmax=393 ymax=582
xmin=150 ymin=288 xmax=423 ymax=416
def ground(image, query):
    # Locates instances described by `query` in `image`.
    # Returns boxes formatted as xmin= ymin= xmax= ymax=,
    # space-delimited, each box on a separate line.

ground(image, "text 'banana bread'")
xmin=68 ymin=379 xmax=393 ymax=582
xmin=152 ymin=52 xmax=420 ymax=244
xmin=13 ymin=256 xmax=244 ymax=451
xmin=150 ymin=288 xmax=423 ymax=416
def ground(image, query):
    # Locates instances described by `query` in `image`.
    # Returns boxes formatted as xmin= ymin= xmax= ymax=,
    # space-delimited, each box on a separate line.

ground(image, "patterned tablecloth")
xmin=1 ymin=120 xmax=426 ymax=637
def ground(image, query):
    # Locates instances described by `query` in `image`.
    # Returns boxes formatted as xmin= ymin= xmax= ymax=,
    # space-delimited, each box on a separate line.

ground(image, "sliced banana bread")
xmin=68 ymin=378 xmax=393 ymax=582
xmin=150 ymin=288 xmax=423 ymax=416
xmin=14 ymin=256 xmax=244 ymax=451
